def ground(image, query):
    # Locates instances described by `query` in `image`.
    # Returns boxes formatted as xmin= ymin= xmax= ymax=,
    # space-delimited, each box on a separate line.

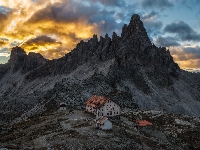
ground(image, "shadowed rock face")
xmin=6 ymin=46 xmax=47 ymax=74
xmin=0 ymin=64 xmax=10 ymax=80
xmin=22 ymin=52 xmax=47 ymax=74
xmin=8 ymin=46 xmax=27 ymax=72
xmin=23 ymin=14 xmax=179 ymax=88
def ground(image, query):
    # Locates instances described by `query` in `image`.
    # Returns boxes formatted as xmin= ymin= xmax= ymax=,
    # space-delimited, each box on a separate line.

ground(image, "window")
xmin=107 ymin=113 xmax=109 ymax=115
xmin=102 ymin=113 xmax=103 ymax=116
xmin=117 ymin=112 xmax=118 ymax=114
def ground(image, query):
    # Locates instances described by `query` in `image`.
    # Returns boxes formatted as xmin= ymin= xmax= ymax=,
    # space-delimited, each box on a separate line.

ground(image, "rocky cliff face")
xmin=22 ymin=52 xmax=47 ymax=74
xmin=25 ymin=14 xmax=179 ymax=87
xmin=0 ymin=14 xmax=199 ymax=125
xmin=6 ymin=46 xmax=47 ymax=74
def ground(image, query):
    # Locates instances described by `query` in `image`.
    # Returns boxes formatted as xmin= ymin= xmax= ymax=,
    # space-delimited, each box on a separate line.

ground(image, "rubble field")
xmin=1 ymin=108 xmax=200 ymax=150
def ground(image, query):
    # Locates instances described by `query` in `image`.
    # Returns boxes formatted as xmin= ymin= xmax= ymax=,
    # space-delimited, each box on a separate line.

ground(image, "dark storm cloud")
xmin=155 ymin=36 xmax=180 ymax=47
xmin=24 ymin=35 xmax=60 ymax=46
xmin=164 ymin=21 xmax=200 ymax=41
xmin=142 ymin=0 xmax=173 ymax=9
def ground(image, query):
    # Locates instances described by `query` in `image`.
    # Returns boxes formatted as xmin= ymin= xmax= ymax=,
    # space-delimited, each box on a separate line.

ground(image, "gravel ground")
xmin=1 ymin=108 xmax=199 ymax=149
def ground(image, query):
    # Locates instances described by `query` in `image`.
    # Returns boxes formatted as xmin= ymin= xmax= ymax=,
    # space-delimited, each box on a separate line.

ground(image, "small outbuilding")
xmin=136 ymin=120 xmax=152 ymax=127
xmin=59 ymin=102 xmax=67 ymax=110
xmin=96 ymin=116 xmax=112 ymax=130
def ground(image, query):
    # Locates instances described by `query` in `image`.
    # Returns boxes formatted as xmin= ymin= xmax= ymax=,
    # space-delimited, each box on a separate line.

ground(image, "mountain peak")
xmin=131 ymin=14 xmax=140 ymax=21
xmin=8 ymin=47 xmax=27 ymax=72
xmin=10 ymin=46 xmax=26 ymax=55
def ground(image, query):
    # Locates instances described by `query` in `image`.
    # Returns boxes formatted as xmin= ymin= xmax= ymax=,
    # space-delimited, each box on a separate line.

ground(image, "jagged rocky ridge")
xmin=0 ymin=14 xmax=200 ymax=125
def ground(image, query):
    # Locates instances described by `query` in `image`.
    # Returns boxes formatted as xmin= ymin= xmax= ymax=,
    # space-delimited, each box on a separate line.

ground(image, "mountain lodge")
xmin=86 ymin=95 xmax=120 ymax=119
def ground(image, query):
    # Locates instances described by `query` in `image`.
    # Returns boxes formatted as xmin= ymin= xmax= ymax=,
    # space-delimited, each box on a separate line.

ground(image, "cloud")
xmin=164 ymin=21 xmax=200 ymax=41
xmin=0 ymin=52 xmax=10 ymax=57
xmin=21 ymin=35 xmax=64 ymax=58
xmin=143 ymin=21 xmax=163 ymax=36
xmin=0 ymin=13 xmax=7 ymax=21
xmin=89 ymin=0 xmax=125 ymax=7
xmin=141 ymin=11 xmax=159 ymax=20
xmin=170 ymin=46 xmax=200 ymax=69
xmin=142 ymin=0 xmax=173 ymax=9
xmin=180 ymin=0 xmax=200 ymax=10
xmin=141 ymin=11 xmax=162 ymax=37
xmin=23 ymin=35 xmax=61 ymax=46
xmin=182 ymin=46 xmax=200 ymax=60
xmin=0 ymin=39 xmax=8 ymax=46
xmin=0 ymin=6 xmax=12 ymax=14
xmin=171 ymin=46 xmax=200 ymax=61
xmin=0 ymin=0 xmax=101 ymax=60
xmin=0 ymin=0 xmax=136 ymax=62
xmin=185 ymin=68 xmax=200 ymax=73
xmin=155 ymin=36 xmax=180 ymax=47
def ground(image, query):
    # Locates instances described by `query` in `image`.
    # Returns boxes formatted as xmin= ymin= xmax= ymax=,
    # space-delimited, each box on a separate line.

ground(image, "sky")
xmin=0 ymin=0 xmax=200 ymax=72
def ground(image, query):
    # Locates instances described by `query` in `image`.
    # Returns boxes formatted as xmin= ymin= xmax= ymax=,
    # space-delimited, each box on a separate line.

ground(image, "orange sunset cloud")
xmin=0 ymin=0 xmax=100 ymax=60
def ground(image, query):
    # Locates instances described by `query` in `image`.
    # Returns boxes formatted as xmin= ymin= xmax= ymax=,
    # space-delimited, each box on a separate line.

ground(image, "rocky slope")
xmin=0 ymin=14 xmax=200 ymax=125
xmin=1 ymin=109 xmax=200 ymax=149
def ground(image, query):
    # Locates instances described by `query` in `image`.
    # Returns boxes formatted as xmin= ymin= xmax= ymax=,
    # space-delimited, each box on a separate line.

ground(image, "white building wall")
xmin=86 ymin=106 xmax=96 ymax=114
xmin=89 ymin=100 xmax=120 ymax=119
xmin=101 ymin=100 xmax=120 ymax=117
xmin=100 ymin=120 xmax=112 ymax=130
xmin=60 ymin=107 xmax=66 ymax=110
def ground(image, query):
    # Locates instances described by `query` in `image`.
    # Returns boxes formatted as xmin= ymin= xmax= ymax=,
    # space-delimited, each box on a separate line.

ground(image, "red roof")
xmin=86 ymin=95 xmax=109 ymax=108
xmin=136 ymin=120 xmax=152 ymax=126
